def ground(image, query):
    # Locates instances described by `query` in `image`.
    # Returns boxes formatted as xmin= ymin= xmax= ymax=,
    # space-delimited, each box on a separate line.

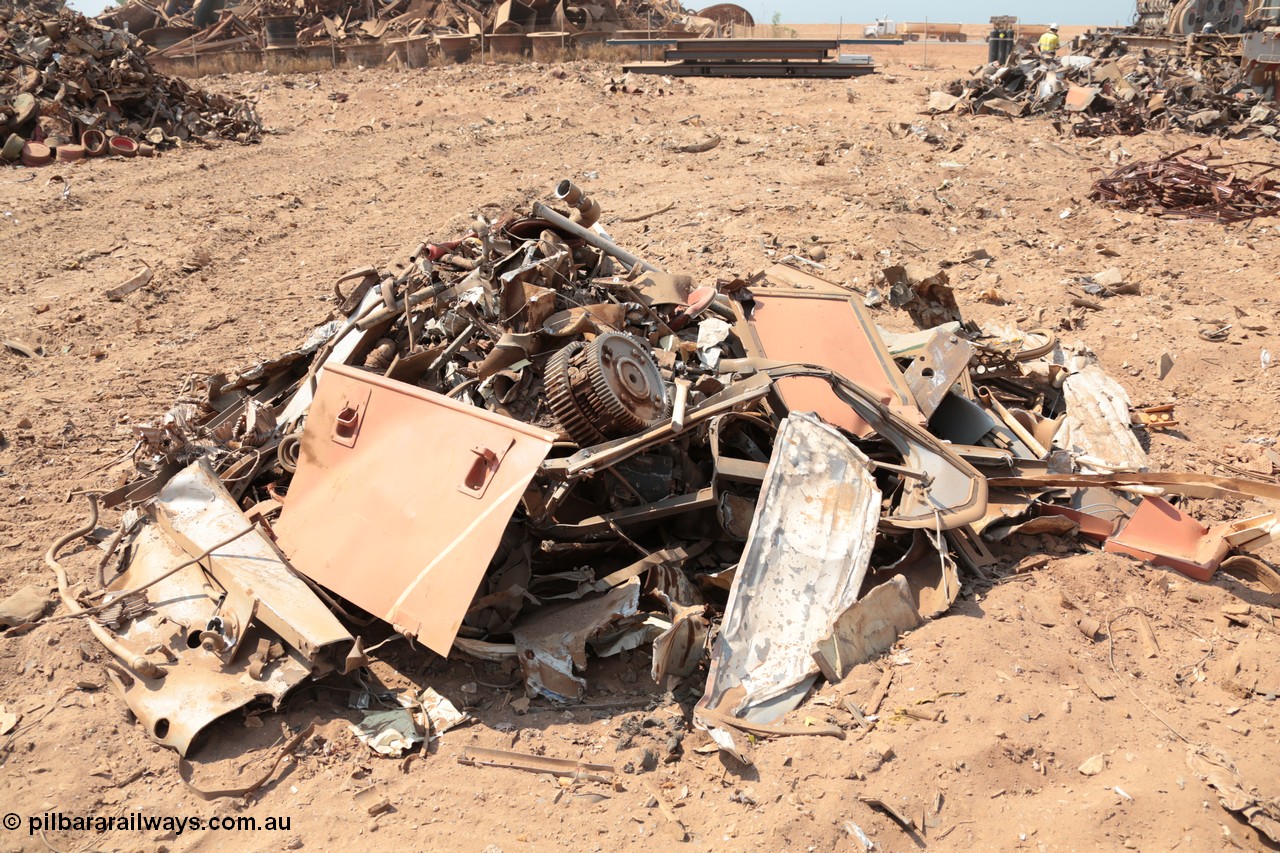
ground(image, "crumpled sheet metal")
xmin=882 ymin=263 xmax=963 ymax=330
xmin=1187 ymin=745 xmax=1280 ymax=844
xmin=512 ymin=579 xmax=642 ymax=703
xmin=763 ymin=365 xmax=987 ymax=531
xmin=102 ymin=524 xmax=315 ymax=755
xmin=274 ymin=363 xmax=557 ymax=657
xmin=869 ymin=530 xmax=960 ymax=621
xmin=902 ymin=328 xmax=975 ymax=418
xmin=696 ymin=413 xmax=881 ymax=752
xmin=1060 ymin=365 xmax=1148 ymax=473
xmin=154 ymin=460 xmax=353 ymax=664
xmin=811 ymin=575 xmax=922 ymax=684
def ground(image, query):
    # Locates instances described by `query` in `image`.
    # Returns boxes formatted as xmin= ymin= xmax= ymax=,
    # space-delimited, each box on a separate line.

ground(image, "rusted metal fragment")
xmin=1104 ymin=496 xmax=1231 ymax=582
xmin=947 ymin=524 xmax=998 ymax=570
xmin=880 ymin=531 xmax=961 ymax=619
xmin=649 ymin=545 xmax=711 ymax=688
xmin=988 ymin=471 xmax=1280 ymax=504
xmin=102 ymin=524 xmax=315 ymax=755
xmin=879 ymin=322 xmax=964 ymax=358
xmin=276 ymin=285 xmax=385 ymax=428
xmin=1064 ymin=85 xmax=1100 ymax=112
xmin=542 ymin=487 xmax=719 ymax=540
xmin=458 ymin=746 xmax=614 ymax=782
xmin=511 ymin=579 xmax=641 ymax=703
xmin=903 ymin=328 xmax=975 ymax=418
xmin=154 ymin=460 xmax=353 ymax=665
xmin=812 ymin=575 xmax=922 ymax=684
xmin=1131 ymin=404 xmax=1177 ymax=430
xmin=762 ymin=365 xmax=987 ymax=530
xmin=274 ymin=363 xmax=557 ymax=657
xmin=1036 ymin=487 xmax=1137 ymax=542
xmin=697 ymin=414 xmax=880 ymax=752
xmin=985 ymin=514 xmax=1080 ymax=541
xmin=882 ymin=263 xmax=963 ymax=329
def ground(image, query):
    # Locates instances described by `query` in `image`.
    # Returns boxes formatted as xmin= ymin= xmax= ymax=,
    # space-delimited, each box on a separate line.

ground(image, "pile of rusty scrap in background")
xmin=926 ymin=39 xmax=1279 ymax=140
xmin=0 ymin=0 xmax=64 ymax=15
xmin=0 ymin=8 xmax=262 ymax=168
xmin=98 ymin=0 xmax=746 ymax=64
xmin=1091 ymin=144 xmax=1280 ymax=222
xmin=26 ymin=180 xmax=1280 ymax=773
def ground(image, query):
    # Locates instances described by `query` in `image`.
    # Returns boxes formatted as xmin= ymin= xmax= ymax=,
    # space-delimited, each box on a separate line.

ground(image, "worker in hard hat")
xmin=1038 ymin=23 xmax=1060 ymax=61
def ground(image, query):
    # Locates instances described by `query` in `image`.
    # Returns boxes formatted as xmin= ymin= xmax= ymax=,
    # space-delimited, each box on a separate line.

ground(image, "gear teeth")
xmin=544 ymin=341 xmax=607 ymax=446
xmin=584 ymin=352 xmax=646 ymax=434
xmin=543 ymin=333 xmax=668 ymax=447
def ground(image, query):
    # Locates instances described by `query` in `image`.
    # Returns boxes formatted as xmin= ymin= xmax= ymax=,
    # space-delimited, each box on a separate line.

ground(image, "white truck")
xmin=864 ymin=18 xmax=898 ymax=38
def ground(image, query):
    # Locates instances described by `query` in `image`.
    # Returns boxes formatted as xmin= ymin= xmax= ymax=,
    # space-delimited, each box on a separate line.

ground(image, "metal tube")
xmin=427 ymin=324 xmax=477 ymax=374
xmin=671 ymin=378 xmax=691 ymax=433
xmin=355 ymin=277 xmax=455 ymax=331
xmin=977 ymin=387 xmax=1048 ymax=458
xmin=532 ymin=202 xmax=661 ymax=273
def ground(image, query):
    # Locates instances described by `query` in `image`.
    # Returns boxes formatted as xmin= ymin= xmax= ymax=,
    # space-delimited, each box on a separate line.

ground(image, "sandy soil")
xmin=1 ymin=43 xmax=1279 ymax=852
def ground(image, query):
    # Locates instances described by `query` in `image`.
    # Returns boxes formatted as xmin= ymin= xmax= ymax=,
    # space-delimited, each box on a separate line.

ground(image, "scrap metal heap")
xmin=927 ymin=39 xmax=1280 ymax=140
xmin=99 ymin=0 xmax=703 ymax=56
xmin=0 ymin=8 xmax=262 ymax=167
xmin=42 ymin=181 xmax=1280 ymax=764
xmin=1091 ymin=143 xmax=1280 ymax=221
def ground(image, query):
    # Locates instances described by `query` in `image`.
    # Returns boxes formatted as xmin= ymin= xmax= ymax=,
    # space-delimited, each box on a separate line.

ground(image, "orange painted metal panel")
xmin=274 ymin=363 xmax=557 ymax=656
xmin=1103 ymin=496 xmax=1230 ymax=582
xmin=743 ymin=284 xmax=918 ymax=437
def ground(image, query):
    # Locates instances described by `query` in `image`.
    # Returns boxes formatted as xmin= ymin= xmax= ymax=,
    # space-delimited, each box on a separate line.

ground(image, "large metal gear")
xmin=544 ymin=332 xmax=669 ymax=447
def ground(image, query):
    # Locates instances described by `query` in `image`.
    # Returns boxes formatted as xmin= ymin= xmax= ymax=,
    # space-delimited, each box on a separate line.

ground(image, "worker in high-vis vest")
xmin=1038 ymin=23 xmax=1060 ymax=60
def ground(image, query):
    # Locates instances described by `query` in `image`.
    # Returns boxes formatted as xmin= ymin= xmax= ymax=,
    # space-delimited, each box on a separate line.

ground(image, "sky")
xmin=64 ymin=0 xmax=1132 ymax=27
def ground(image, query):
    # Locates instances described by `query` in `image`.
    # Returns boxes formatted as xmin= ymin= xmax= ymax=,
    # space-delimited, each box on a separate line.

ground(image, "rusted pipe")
xmin=671 ymin=377 xmax=692 ymax=433
xmin=977 ymin=386 xmax=1049 ymax=458
xmin=427 ymin=324 xmax=477 ymax=374
xmin=355 ymin=276 xmax=457 ymax=331
xmin=554 ymin=179 xmax=603 ymax=228
xmin=532 ymin=202 xmax=660 ymax=274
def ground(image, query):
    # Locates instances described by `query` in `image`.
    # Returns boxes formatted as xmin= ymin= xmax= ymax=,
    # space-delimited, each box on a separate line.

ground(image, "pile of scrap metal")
xmin=0 ymin=0 xmax=64 ymax=15
xmin=0 ymin=8 xmax=262 ymax=168
xmin=1090 ymin=143 xmax=1280 ymax=221
xmin=41 ymin=181 xmax=1280 ymax=762
xmin=100 ymin=0 xmax=704 ymax=61
xmin=926 ymin=40 xmax=1279 ymax=140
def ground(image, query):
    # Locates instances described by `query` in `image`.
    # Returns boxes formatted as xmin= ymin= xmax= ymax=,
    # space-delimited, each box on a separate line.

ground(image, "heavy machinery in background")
xmin=1085 ymin=0 xmax=1273 ymax=50
xmin=1241 ymin=0 xmax=1280 ymax=102
xmin=1074 ymin=0 xmax=1280 ymax=104
xmin=1137 ymin=0 xmax=1249 ymax=33
xmin=901 ymin=21 xmax=967 ymax=41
